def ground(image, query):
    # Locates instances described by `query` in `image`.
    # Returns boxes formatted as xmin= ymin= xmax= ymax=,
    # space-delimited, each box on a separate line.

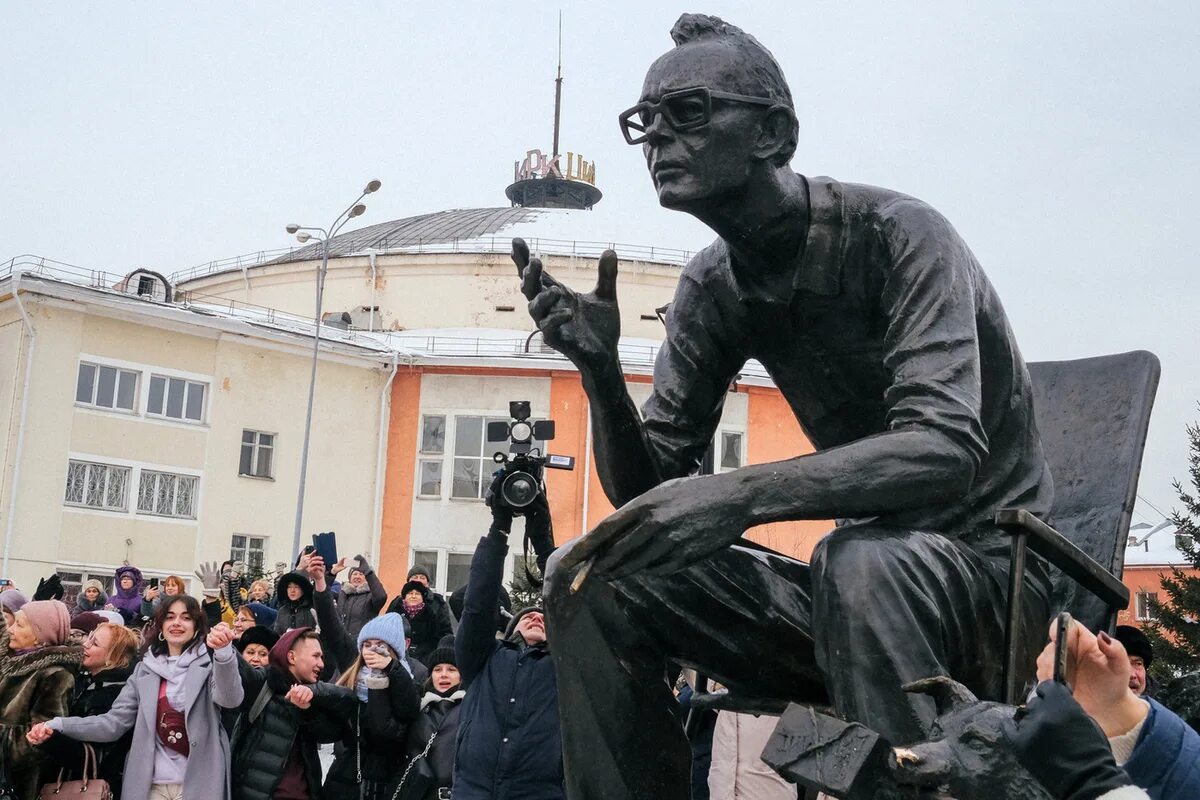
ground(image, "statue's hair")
xmin=668 ymin=13 xmax=794 ymax=112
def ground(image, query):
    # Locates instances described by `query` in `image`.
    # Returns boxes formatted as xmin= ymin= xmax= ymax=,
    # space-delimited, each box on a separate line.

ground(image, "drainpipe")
xmin=367 ymin=251 xmax=378 ymax=333
xmin=3 ymin=272 xmax=36 ymax=577
xmin=371 ymin=351 xmax=399 ymax=566
xmin=580 ymin=404 xmax=593 ymax=537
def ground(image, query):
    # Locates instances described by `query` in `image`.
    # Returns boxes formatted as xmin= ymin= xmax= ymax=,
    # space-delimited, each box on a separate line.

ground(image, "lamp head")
xmin=286 ymin=224 xmax=300 ymax=234
xmin=296 ymin=232 xmax=313 ymax=243
xmin=349 ymin=203 xmax=367 ymax=218
xmin=365 ymin=180 xmax=381 ymax=194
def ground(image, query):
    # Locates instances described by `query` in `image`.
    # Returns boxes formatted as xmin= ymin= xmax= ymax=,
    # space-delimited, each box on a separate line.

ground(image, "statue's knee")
xmin=813 ymin=526 xmax=918 ymax=587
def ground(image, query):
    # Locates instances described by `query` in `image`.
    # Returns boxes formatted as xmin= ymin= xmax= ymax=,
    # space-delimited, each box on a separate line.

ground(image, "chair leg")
xmin=1003 ymin=533 xmax=1028 ymax=705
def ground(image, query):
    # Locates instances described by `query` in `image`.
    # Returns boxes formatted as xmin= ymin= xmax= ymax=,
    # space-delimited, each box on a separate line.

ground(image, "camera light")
xmin=511 ymin=421 xmax=533 ymax=442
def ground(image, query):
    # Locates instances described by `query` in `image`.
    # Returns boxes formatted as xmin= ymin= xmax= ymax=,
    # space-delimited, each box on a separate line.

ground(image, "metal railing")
xmin=167 ymin=235 xmax=696 ymax=285
xmin=3 ymin=254 xmax=770 ymax=380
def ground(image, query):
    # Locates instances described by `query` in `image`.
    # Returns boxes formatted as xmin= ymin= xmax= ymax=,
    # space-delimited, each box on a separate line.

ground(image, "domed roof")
xmin=268 ymin=206 xmax=697 ymax=267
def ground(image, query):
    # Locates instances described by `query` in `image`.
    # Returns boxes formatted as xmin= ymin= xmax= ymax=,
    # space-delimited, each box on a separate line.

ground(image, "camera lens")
xmin=501 ymin=471 xmax=540 ymax=508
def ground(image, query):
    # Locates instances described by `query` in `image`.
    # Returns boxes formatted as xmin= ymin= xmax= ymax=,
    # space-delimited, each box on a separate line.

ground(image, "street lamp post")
xmin=286 ymin=179 xmax=382 ymax=560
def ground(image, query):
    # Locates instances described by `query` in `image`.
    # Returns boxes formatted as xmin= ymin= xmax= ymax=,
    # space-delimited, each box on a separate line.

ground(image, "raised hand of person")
xmin=330 ymin=558 xmax=347 ymax=576
xmin=230 ymin=560 xmax=247 ymax=580
xmin=485 ymin=471 xmax=514 ymax=533
xmin=144 ymin=585 xmax=160 ymax=601
xmin=206 ymin=622 xmax=235 ymax=650
xmin=306 ymin=555 xmax=327 ymax=592
xmin=513 ymin=237 xmax=621 ymax=373
xmin=1035 ymin=620 xmax=1148 ymax=737
xmin=286 ymin=684 xmax=314 ymax=709
xmin=354 ymin=554 xmax=372 ymax=573
xmin=25 ymin=721 xmax=55 ymax=745
xmin=194 ymin=561 xmax=222 ymax=599
xmin=1006 ymin=680 xmax=1133 ymax=800
xmin=362 ymin=647 xmax=392 ymax=671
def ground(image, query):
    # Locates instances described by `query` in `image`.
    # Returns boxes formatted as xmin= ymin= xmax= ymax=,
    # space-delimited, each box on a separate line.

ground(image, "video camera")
xmin=487 ymin=400 xmax=575 ymax=509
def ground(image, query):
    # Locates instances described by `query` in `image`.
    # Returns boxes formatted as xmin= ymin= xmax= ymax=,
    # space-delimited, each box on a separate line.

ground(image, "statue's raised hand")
xmin=512 ymin=238 xmax=620 ymax=373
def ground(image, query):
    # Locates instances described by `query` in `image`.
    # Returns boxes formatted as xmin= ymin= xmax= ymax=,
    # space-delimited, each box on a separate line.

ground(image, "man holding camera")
xmin=522 ymin=13 xmax=1057 ymax=800
xmin=451 ymin=475 xmax=562 ymax=800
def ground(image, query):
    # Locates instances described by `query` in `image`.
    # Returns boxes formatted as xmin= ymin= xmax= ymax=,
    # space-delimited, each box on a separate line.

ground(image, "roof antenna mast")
xmin=552 ymin=11 xmax=563 ymax=160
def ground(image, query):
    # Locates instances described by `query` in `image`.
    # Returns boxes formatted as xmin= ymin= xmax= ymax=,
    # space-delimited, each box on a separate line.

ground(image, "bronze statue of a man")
xmin=517 ymin=13 xmax=1053 ymax=799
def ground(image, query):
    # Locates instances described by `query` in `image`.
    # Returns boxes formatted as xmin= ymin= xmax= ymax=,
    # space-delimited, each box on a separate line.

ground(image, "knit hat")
xmin=504 ymin=605 xmax=544 ymax=639
xmin=358 ymin=613 xmax=410 ymax=659
xmin=425 ymin=635 xmax=457 ymax=671
xmin=94 ymin=610 xmax=125 ymax=626
xmin=21 ymin=599 xmax=71 ymax=646
xmin=0 ymin=589 xmax=28 ymax=615
xmin=70 ymin=611 xmax=105 ymax=635
xmin=236 ymin=625 xmax=280 ymax=653
xmin=269 ymin=627 xmax=314 ymax=675
xmin=407 ymin=565 xmax=431 ymax=581
xmin=244 ymin=602 xmax=278 ymax=630
xmin=1115 ymin=625 xmax=1154 ymax=668
xmin=82 ymin=579 xmax=105 ymax=594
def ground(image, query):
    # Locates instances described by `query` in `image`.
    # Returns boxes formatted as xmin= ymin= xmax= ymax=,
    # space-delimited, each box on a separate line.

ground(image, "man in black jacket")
xmin=453 ymin=481 xmax=562 ymax=800
xmin=233 ymin=627 xmax=356 ymax=800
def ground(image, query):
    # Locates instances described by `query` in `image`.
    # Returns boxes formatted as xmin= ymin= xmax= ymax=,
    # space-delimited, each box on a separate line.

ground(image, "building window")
xmin=1135 ymin=591 xmax=1159 ymax=622
xmin=64 ymin=460 xmax=131 ymax=512
xmin=446 ymin=552 xmax=474 ymax=592
xmin=137 ymin=470 xmax=198 ymax=519
xmin=230 ymin=535 xmax=267 ymax=574
xmin=418 ymin=415 xmax=446 ymax=497
xmin=240 ymin=431 xmax=275 ymax=478
xmin=451 ymin=415 xmax=540 ymax=499
xmin=411 ymin=549 xmax=441 ymax=589
xmin=75 ymin=363 xmax=139 ymax=412
xmin=719 ymin=431 xmax=744 ymax=472
xmin=147 ymin=375 xmax=206 ymax=423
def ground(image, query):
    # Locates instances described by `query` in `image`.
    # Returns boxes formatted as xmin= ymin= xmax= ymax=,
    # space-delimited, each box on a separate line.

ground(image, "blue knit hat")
xmin=244 ymin=602 xmax=278 ymax=629
xmin=357 ymin=613 xmax=410 ymax=659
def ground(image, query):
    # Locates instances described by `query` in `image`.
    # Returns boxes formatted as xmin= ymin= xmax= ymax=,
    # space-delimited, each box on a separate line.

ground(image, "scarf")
xmin=142 ymin=644 xmax=204 ymax=710
xmin=402 ymin=600 xmax=425 ymax=618
xmin=354 ymin=653 xmax=415 ymax=702
xmin=419 ymin=688 xmax=465 ymax=711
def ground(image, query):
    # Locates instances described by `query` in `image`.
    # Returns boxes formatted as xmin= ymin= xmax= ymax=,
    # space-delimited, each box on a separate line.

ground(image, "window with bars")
xmin=147 ymin=375 xmax=206 ymax=423
xmin=230 ymin=535 xmax=267 ymax=574
xmin=452 ymin=416 xmax=511 ymax=499
xmin=75 ymin=363 xmax=139 ymax=412
xmin=137 ymin=470 xmax=198 ymax=519
xmin=239 ymin=430 xmax=275 ymax=478
xmin=1135 ymin=591 xmax=1159 ymax=622
xmin=64 ymin=460 xmax=131 ymax=512
xmin=418 ymin=415 xmax=446 ymax=497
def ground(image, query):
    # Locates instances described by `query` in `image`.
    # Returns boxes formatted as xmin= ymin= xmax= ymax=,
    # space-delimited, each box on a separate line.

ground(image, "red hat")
xmin=268 ymin=626 xmax=313 ymax=676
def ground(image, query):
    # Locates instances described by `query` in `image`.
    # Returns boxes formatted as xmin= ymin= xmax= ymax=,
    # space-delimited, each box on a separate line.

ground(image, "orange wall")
xmin=1118 ymin=564 xmax=1200 ymax=628
xmin=378 ymin=368 xmax=422 ymax=593
xmin=743 ymin=387 xmax=832 ymax=561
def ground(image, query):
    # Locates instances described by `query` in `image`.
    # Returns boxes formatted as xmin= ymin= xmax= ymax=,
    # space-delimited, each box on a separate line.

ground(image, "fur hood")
xmin=0 ymin=611 xmax=82 ymax=680
xmin=275 ymin=571 xmax=314 ymax=609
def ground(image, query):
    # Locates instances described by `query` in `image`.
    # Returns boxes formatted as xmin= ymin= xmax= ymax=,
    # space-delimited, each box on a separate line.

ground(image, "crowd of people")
xmin=0 ymin=476 xmax=1196 ymax=800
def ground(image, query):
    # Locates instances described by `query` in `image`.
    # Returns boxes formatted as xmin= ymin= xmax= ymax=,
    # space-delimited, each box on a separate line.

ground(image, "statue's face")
xmin=637 ymin=41 xmax=769 ymax=211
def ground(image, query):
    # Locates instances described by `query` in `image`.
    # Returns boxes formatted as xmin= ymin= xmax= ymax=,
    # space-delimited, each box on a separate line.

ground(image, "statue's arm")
xmin=740 ymin=203 xmax=990 ymax=526
xmin=585 ymin=275 xmax=744 ymax=508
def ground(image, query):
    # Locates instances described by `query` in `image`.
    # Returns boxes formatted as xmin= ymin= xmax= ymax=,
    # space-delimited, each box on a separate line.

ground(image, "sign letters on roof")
xmin=513 ymin=149 xmax=596 ymax=186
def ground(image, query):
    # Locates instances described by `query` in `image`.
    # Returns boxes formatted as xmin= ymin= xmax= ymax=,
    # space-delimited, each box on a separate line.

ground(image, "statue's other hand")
xmin=511 ymin=238 xmax=621 ymax=373
xmin=587 ymin=475 xmax=747 ymax=580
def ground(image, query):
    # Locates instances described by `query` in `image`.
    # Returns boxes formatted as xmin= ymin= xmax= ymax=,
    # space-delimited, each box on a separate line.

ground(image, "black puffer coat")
xmin=400 ymin=689 xmax=465 ymax=799
xmin=39 ymin=663 xmax=135 ymax=798
xmin=273 ymin=572 xmax=317 ymax=634
xmin=232 ymin=661 xmax=355 ymax=800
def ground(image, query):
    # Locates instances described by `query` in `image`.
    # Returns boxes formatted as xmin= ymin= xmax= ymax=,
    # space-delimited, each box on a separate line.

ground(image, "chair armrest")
xmin=995 ymin=509 xmax=1130 ymax=613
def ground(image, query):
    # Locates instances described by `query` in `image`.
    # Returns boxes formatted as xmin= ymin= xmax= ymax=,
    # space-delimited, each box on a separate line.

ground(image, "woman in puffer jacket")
xmin=109 ymin=566 xmax=144 ymax=624
xmin=401 ymin=638 xmax=465 ymax=800
xmin=72 ymin=580 xmax=109 ymax=616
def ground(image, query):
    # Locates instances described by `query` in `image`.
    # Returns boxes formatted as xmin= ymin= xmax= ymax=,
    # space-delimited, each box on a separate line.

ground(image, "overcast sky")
xmin=3 ymin=3 xmax=1197 ymax=536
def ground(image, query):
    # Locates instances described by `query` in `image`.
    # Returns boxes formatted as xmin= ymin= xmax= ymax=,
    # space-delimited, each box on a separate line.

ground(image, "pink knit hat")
xmin=20 ymin=600 xmax=70 ymax=646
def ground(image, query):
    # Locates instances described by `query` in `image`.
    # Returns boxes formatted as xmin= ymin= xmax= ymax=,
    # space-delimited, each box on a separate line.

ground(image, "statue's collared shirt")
xmin=642 ymin=175 xmax=1053 ymax=540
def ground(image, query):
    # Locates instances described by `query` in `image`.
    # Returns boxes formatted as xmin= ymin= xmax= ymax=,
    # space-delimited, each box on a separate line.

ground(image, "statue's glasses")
xmin=619 ymin=87 xmax=776 ymax=145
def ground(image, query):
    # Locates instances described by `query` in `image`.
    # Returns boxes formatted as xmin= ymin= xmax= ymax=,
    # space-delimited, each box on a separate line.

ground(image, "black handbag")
xmin=390 ymin=730 xmax=438 ymax=800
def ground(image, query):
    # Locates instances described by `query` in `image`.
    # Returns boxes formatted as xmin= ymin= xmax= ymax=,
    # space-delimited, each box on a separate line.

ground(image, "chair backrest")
xmin=1027 ymin=350 xmax=1160 ymax=630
